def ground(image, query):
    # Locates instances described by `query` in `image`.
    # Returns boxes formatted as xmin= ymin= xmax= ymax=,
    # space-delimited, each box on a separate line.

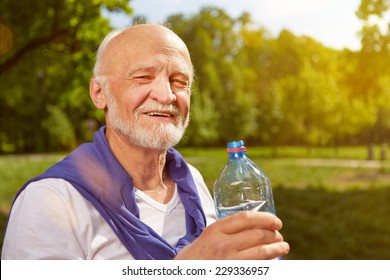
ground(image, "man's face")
xmin=99 ymin=26 xmax=193 ymax=150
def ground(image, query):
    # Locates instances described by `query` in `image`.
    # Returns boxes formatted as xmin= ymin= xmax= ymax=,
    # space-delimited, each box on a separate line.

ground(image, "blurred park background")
xmin=0 ymin=0 xmax=389 ymax=259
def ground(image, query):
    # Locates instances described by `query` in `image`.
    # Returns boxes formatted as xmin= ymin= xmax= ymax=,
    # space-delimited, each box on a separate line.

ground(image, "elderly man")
xmin=2 ymin=24 xmax=289 ymax=260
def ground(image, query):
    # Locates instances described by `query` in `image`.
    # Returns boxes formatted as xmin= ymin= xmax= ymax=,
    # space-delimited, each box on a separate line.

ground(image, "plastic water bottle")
xmin=213 ymin=140 xmax=276 ymax=219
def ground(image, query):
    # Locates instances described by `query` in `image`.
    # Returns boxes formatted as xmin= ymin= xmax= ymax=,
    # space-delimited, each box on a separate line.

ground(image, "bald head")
xmin=93 ymin=24 xmax=193 ymax=83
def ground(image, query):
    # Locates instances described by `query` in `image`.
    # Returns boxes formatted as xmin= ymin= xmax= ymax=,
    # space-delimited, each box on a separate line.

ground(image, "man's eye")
xmin=171 ymin=79 xmax=189 ymax=88
xmin=134 ymin=75 xmax=152 ymax=80
xmin=131 ymin=75 xmax=154 ymax=84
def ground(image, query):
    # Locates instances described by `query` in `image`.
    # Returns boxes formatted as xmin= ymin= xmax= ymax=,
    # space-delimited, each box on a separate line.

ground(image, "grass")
xmin=1 ymin=146 xmax=390 ymax=259
xmin=0 ymin=153 xmax=66 ymax=211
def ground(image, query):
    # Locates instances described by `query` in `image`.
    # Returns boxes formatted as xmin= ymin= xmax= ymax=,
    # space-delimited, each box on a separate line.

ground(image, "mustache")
xmin=136 ymin=102 xmax=180 ymax=115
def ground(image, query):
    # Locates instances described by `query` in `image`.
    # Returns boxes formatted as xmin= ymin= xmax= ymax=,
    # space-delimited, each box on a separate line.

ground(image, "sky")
xmin=110 ymin=0 xmax=365 ymax=50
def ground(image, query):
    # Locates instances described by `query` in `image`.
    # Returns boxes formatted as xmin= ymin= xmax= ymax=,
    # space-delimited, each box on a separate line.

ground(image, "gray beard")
xmin=106 ymin=94 xmax=189 ymax=150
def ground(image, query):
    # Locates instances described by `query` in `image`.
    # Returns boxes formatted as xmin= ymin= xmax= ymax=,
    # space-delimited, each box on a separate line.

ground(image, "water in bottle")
xmin=213 ymin=140 xmax=276 ymax=219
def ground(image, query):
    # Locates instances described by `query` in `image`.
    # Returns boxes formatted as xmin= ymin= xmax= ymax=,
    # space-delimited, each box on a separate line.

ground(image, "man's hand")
xmin=175 ymin=211 xmax=290 ymax=260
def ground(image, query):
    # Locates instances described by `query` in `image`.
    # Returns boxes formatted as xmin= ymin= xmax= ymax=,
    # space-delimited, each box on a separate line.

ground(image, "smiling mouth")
xmin=146 ymin=111 xmax=173 ymax=117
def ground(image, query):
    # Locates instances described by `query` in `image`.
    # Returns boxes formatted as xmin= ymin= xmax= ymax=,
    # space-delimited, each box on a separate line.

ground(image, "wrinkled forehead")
xmin=100 ymin=25 xmax=193 ymax=77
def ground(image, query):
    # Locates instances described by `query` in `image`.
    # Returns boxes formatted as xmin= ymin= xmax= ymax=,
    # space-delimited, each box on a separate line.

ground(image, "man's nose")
xmin=149 ymin=77 xmax=177 ymax=105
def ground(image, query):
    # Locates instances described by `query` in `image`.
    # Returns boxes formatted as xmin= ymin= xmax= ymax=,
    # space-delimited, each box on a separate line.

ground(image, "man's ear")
xmin=90 ymin=79 xmax=107 ymax=110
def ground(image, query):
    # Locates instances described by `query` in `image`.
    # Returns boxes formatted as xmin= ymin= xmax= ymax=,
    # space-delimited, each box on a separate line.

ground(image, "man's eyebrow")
xmin=172 ymin=65 xmax=192 ymax=78
xmin=126 ymin=66 xmax=156 ymax=76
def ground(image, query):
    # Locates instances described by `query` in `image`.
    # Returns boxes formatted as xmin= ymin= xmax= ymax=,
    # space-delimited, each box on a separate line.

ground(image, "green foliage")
xmin=41 ymin=105 xmax=76 ymax=150
xmin=1 ymin=1 xmax=389 ymax=152
xmin=0 ymin=0 xmax=131 ymax=152
xmin=356 ymin=0 xmax=389 ymax=20
xmin=169 ymin=5 xmax=389 ymax=147
xmin=182 ymin=85 xmax=220 ymax=146
xmin=268 ymin=60 xmax=376 ymax=146
xmin=169 ymin=8 xmax=259 ymax=144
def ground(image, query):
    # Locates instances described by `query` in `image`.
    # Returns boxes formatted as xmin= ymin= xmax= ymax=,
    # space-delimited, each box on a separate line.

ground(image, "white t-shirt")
xmin=1 ymin=165 xmax=216 ymax=260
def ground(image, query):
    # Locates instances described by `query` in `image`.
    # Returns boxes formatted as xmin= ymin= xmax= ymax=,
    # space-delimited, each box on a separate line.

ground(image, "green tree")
xmin=168 ymin=8 xmax=258 ymax=145
xmin=353 ymin=0 xmax=390 ymax=143
xmin=2 ymin=2 xmax=386 ymax=151
xmin=248 ymin=29 xmax=344 ymax=147
xmin=271 ymin=60 xmax=375 ymax=148
xmin=42 ymin=104 xmax=76 ymax=150
xmin=0 ymin=0 xmax=131 ymax=152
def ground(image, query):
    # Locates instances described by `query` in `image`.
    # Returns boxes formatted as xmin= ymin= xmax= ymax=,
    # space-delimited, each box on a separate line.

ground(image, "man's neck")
xmin=105 ymin=127 xmax=175 ymax=204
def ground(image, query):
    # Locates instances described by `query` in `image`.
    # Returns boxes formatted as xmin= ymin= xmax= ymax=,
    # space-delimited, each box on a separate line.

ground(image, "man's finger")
xmin=237 ymin=241 xmax=290 ymax=260
xmin=218 ymin=211 xmax=283 ymax=234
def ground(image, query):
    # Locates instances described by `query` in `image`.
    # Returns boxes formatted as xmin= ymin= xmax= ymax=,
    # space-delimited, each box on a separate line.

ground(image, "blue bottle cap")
xmin=227 ymin=140 xmax=246 ymax=153
xmin=227 ymin=140 xmax=245 ymax=149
